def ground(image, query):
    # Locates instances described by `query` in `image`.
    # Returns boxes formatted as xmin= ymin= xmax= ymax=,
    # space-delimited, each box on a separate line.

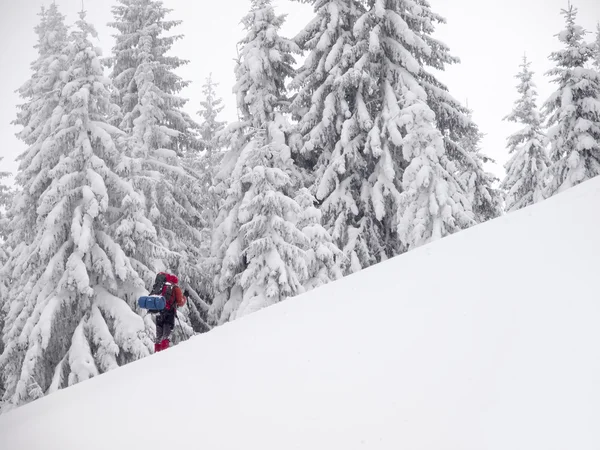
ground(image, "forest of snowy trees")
xmin=0 ymin=0 xmax=598 ymax=412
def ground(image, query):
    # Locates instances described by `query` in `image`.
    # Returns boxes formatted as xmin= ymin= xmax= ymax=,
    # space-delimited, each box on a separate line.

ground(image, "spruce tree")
xmin=0 ymin=12 xmax=151 ymax=412
xmin=13 ymin=4 xmax=69 ymax=148
xmin=198 ymin=73 xmax=226 ymax=156
xmin=295 ymin=188 xmax=343 ymax=290
xmin=1 ymin=5 xmax=68 ymax=410
xmin=293 ymin=0 xmax=476 ymax=256
xmin=543 ymin=5 xmax=600 ymax=196
xmin=501 ymin=56 xmax=550 ymax=212
xmin=594 ymin=23 xmax=600 ymax=71
xmin=187 ymin=74 xmax=228 ymax=303
xmin=292 ymin=0 xmax=480 ymax=260
xmin=107 ymin=0 xmax=198 ymax=151
xmin=357 ymin=0 xmax=477 ymax=249
xmin=195 ymin=73 xmax=226 ymax=228
xmin=458 ymin=123 xmax=504 ymax=222
xmin=0 ymin=159 xmax=9 ymax=404
xmin=396 ymin=89 xmax=474 ymax=249
xmin=0 ymin=158 xmax=10 ymax=242
xmin=107 ymin=0 xmax=209 ymax=330
xmin=290 ymin=0 xmax=369 ymax=273
xmin=407 ymin=0 xmax=501 ymax=225
xmin=7 ymin=3 xmax=68 ymax=242
xmin=290 ymin=0 xmax=365 ymax=173
xmin=210 ymin=0 xmax=307 ymax=323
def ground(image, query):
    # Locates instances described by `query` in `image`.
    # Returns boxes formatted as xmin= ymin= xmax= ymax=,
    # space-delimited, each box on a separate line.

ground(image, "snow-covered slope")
xmin=2 ymin=178 xmax=600 ymax=450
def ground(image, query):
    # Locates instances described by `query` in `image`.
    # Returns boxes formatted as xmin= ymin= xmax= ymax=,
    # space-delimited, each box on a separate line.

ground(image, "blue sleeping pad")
xmin=138 ymin=295 xmax=166 ymax=311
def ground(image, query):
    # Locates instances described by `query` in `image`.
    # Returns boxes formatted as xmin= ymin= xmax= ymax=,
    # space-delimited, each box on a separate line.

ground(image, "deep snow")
xmin=1 ymin=177 xmax=600 ymax=449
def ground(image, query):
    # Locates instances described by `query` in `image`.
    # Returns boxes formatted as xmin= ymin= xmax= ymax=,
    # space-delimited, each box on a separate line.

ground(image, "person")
xmin=151 ymin=272 xmax=188 ymax=352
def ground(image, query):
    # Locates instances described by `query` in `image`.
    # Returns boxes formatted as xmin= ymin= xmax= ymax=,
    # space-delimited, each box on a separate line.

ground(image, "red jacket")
xmin=166 ymin=285 xmax=186 ymax=310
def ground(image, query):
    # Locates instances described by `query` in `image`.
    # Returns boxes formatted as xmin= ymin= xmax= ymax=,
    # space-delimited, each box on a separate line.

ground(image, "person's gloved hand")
xmin=183 ymin=289 xmax=190 ymax=298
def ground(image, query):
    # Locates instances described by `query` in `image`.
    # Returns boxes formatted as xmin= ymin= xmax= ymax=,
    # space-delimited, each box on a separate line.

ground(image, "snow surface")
xmin=2 ymin=177 xmax=600 ymax=449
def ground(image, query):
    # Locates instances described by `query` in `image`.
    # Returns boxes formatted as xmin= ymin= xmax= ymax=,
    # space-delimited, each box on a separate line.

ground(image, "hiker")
xmin=149 ymin=272 xmax=188 ymax=352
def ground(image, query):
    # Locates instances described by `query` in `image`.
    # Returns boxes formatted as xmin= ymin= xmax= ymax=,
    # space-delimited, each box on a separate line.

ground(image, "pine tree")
xmin=594 ymin=23 xmax=600 ymax=71
xmin=210 ymin=0 xmax=307 ymax=323
xmin=107 ymin=0 xmax=198 ymax=152
xmin=13 ymin=4 xmax=69 ymax=148
xmin=295 ymin=188 xmax=343 ymax=290
xmin=0 ymin=12 xmax=152 ymax=412
xmin=292 ymin=0 xmax=476 ymax=256
xmin=107 ymin=0 xmax=209 ymax=330
xmin=458 ymin=123 xmax=504 ymax=222
xmin=407 ymin=0 xmax=501 ymax=225
xmin=0 ymin=158 xmax=9 ymax=404
xmin=292 ymin=0 xmax=480 ymax=262
xmin=501 ymin=56 xmax=550 ymax=212
xmin=195 ymin=73 xmax=226 ymax=228
xmin=234 ymin=126 xmax=309 ymax=319
xmin=291 ymin=0 xmax=385 ymax=273
xmin=396 ymin=89 xmax=475 ymax=249
xmin=187 ymin=74 xmax=228 ymax=302
xmin=543 ymin=5 xmax=600 ymax=197
xmin=0 ymin=158 xmax=10 ymax=242
xmin=198 ymin=73 xmax=226 ymax=155
xmin=290 ymin=0 xmax=365 ymax=177
xmin=6 ymin=3 xmax=68 ymax=243
xmin=1 ymin=5 xmax=68 ymax=409
xmin=357 ymin=0 xmax=478 ymax=250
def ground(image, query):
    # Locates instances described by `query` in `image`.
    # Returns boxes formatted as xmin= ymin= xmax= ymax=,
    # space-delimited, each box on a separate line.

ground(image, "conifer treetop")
xmin=234 ymin=0 xmax=298 ymax=128
xmin=197 ymin=73 xmax=226 ymax=152
xmin=34 ymin=3 xmax=69 ymax=58
xmin=543 ymin=4 xmax=600 ymax=196
xmin=14 ymin=3 xmax=69 ymax=146
xmin=547 ymin=3 xmax=593 ymax=70
xmin=107 ymin=0 xmax=197 ymax=152
xmin=504 ymin=55 xmax=543 ymax=139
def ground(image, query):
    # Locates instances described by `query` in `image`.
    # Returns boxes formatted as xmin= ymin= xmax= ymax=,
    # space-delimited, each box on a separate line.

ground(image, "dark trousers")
xmin=156 ymin=309 xmax=175 ymax=343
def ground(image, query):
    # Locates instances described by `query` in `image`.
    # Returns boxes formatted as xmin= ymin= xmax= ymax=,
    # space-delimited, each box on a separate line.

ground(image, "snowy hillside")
xmin=1 ymin=177 xmax=600 ymax=449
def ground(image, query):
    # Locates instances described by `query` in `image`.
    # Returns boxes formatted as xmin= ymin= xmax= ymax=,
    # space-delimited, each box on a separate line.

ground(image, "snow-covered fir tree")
xmin=234 ymin=126 xmax=309 ymax=319
xmin=543 ymin=5 xmax=600 ymax=197
xmin=292 ymin=0 xmax=475 ymax=258
xmin=458 ymin=122 xmax=504 ymax=222
xmin=290 ymin=0 xmax=365 ymax=174
xmin=396 ymin=89 xmax=475 ymax=249
xmin=356 ymin=0 xmax=478 ymax=250
xmin=1 ymin=5 xmax=68 ymax=408
xmin=594 ymin=23 xmax=600 ymax=71
xmin=13 ymin=3 xmax=69 ymax=149
xmin=6 ymin=2 xmax=67 ymax=242
xmin=290 ymin=0 xmax=370 ymax=273
xmin=0 ymin=12 xmax=153 ymax=412
xmin=0 ymin=159 xmax=9 ymax=403
xmin=195 ymin=73 xmax=226 ymax=228
xmin=210 ymin=0 xmax=308 ymax=324
xmin=107 ymin=0 xmax=209 ymax=332
xmin=501 ymin=56 xmax=550 ymax=212
xmin=0 ymin=158 xmax=10 ymax=242
xmin=198 ymin=73 xmax=226 ymax=156
xmin=405 ymin=0 xmax=501 ymax=225
xmin=0 ymin=161 xmax=10 ymax=318
xmin=187 ymin=74 xmax=228 ymax=302
xmin=107 ymin=0 xmax=198 ymax=152
xmin=295 ymin=188 xmax=343 ymax=290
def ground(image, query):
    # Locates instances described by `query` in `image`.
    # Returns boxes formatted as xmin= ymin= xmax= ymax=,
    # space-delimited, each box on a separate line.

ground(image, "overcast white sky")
xmin=0 ymin=0 xmax=599 ymax=185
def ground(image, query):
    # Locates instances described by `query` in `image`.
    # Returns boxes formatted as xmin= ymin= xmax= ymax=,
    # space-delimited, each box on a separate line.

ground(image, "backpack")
xmin=150 ymin=272 xmax=179 ymax=296
xmin=164 ymin=284 xmax=186 ymax=309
